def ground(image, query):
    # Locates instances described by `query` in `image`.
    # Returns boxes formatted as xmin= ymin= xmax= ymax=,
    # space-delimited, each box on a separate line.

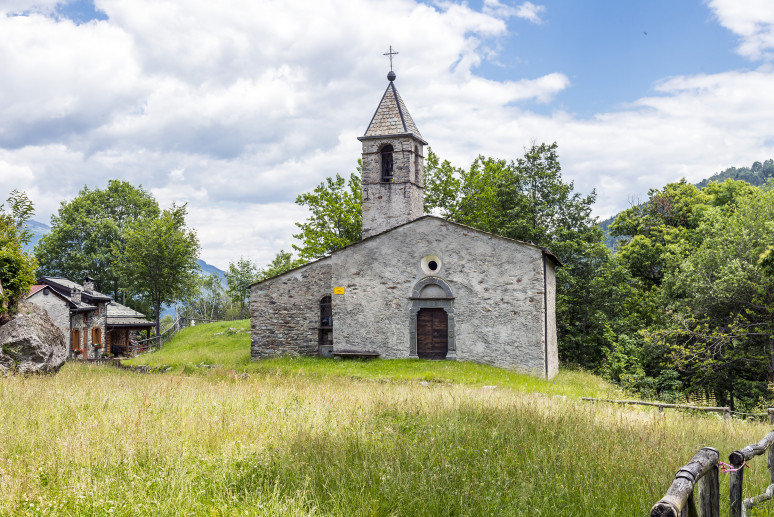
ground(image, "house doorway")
xmin=416 ymin=308 xmax=448 ymax=360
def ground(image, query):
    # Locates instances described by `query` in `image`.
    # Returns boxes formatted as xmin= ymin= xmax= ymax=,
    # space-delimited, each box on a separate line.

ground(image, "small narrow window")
xmin=320 ymin=295 xmax=332 ymax=327
xmin=72 ymin=329 xmax=81 ymax=352
xmin=381 ymin=144 xmax=394 ymax=182
xmin=414 ymin=145 xmax=420 ymax=182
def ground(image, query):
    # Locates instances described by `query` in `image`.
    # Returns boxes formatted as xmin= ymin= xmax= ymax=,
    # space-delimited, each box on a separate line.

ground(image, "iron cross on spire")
xmin=383 ymin=45 xmax=399 ymax=71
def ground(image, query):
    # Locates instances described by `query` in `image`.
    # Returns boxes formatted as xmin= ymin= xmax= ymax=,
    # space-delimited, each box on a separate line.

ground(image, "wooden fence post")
xmin=769 ymin=408 xmax=774 ymax=426
xmin=724 ymin=408 xmax=731 ymax=422
xmin=651 ymin=447 xmax=719 ymax=517
xmin=697 ymin=453 xmax=720 ymax=517
xmin=769 ymin=439 xmax=774 ymax=486
xmin=730 ymin=467 xmax=744 ymax=517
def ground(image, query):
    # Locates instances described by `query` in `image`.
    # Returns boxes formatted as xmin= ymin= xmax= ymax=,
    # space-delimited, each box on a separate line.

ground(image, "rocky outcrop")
xmin=0 ymin=302 xmax=67 ymax=375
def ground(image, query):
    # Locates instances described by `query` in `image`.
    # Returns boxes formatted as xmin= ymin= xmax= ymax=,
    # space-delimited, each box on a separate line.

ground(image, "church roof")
xmin=361 ymin=81 xmax=426 ymax=143
xmin=249 ymin=216 xmax=561 ymax=288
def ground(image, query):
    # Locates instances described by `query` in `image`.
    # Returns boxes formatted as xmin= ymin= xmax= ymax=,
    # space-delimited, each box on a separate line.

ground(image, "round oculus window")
xmin=421 ymin=255 xmax=442 ymax=275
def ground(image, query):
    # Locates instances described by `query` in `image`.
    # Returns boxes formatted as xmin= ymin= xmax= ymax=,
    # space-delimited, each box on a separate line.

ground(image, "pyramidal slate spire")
xmin=363 ymin=79 xmax=425 ymax=142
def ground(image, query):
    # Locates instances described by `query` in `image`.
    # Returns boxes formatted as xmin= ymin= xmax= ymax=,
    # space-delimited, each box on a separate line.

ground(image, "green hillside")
xmin=126 ymin=319 xmax=619 ymax=399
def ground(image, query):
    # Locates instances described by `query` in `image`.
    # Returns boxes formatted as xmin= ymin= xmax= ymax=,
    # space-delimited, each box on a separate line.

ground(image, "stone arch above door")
xmin=409 ymin=277 xmax=456 ymax=360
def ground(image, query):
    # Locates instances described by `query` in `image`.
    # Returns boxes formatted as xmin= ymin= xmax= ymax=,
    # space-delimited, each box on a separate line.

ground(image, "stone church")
xmin=250 ymin=70 xmax=560 ymax=378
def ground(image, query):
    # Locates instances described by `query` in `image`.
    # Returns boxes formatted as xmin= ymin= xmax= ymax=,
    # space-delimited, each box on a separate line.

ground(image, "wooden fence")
xmin=582 ymin=397 xmax=732 ymax=421
xmin=132 ymin=317 xmax=223 ymax=355
xmin=728 ymin=430 xmax=774 ymax=516
xmin=651 ymin=447 xmax=720 ymax=517
xmin=582 ymin=398 xmax=774 ymax=425
xmin=650 ymin=431 xmax=774 ymax=516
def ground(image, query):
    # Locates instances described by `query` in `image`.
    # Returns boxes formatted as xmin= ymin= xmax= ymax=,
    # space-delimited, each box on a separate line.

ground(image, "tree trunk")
xmin=769 ymin=335 xmax=774 ymax=383
xmin=0 ymin=278 xmax=6 ymax=317
xmin=155 ymin=303 xmax=161 ymax=347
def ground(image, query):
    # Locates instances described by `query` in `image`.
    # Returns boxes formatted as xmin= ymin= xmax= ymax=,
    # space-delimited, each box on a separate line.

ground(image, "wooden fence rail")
xmin=728 ymin=430 xmax=774 ymax=517
xmin=582 ymin=398 xmax=732 ymax=421
xmin=651 ymin=447 xmax=720 ymax=517
xmin=132 ymin=317 xmax=225 ymax=355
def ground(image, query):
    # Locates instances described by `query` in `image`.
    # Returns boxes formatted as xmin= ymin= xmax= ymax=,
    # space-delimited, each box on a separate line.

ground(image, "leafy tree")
xmin=292 ymin=171 xmax=362 ymax=261
xmin=647 ymin=188 xmax=774 ymax=409
xmin=260 ymin=250 xmax=302 ymax=280
xmin=179 ymin=273 xmax=229 ymax=321
xmin=115 ymin=204 xmax=200 ymax=339
xmin=0 ymin=190 xmax=37 ymax=316
xmin=423 ymin=149 xmax=462 ymax=217
xmin=35 ymin=180 xmax=159 ymax=299
xmin=425 ymin=143 xmax=609 ymax=368
xmin=225 ymin=257 xmax=261 ymax=318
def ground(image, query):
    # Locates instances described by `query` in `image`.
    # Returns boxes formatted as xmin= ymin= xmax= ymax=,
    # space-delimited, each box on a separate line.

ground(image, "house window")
xmin=72 ymin=329 xmax=81 ymax=352
xmin=381 ymin=144 xmax=394 ymax=182
xmin=93 ymin=328 xmax=102 ymax=347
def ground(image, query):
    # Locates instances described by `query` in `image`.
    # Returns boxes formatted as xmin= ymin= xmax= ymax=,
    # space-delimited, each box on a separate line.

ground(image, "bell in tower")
xmin=357 ymin=50 xmax=427 ymax=239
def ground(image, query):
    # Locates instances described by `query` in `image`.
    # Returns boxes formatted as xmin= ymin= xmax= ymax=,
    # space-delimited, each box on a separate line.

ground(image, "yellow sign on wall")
xmin=333 ymin=287 xmax=345 ymax=295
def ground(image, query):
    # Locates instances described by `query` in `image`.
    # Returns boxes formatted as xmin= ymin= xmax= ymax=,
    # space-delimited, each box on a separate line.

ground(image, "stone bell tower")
xmin=357 ymin=63 xmax=427 ymax=239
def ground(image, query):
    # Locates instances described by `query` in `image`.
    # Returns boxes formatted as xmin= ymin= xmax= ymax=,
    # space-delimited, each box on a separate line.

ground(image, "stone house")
xmin=27 ymin=277 xmax=153 ymax=358
xmin=250 ymin=70 xmax=560 ymax=378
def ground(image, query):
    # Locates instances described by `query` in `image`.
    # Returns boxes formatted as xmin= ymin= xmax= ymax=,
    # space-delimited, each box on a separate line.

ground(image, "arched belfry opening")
xmin=409 ymin=277 xmax=456 ymax=360
xmin=380 ymin=144 xmax=394 ymax=182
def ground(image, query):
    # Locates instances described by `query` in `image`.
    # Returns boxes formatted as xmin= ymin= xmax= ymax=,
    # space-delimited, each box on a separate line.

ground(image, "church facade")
xmin=250 ymin=71 xmax=560 ymax=378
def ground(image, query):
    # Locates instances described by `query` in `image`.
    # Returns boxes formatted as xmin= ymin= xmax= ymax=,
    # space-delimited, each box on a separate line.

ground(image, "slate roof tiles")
xmin=363 ymin=82 xmax=423 ymax=140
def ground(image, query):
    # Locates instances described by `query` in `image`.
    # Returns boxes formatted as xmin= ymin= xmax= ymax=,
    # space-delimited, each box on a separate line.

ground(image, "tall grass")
xmin=2 ymin=362 xmax=774 ymax=516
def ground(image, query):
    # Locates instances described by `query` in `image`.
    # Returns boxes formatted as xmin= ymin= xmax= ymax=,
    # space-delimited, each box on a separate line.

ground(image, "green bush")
xmin=0 ymin=190 xmax=38 ymax=314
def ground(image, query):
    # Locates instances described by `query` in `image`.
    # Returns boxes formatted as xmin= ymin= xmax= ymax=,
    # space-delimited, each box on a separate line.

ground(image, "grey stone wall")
xmin=545 ymin=259 xmax=559 ymax=378
xmin=330 ymin=217 xmax=554 ymax=377
xmin=69 ymin=306 xmax=107 ymax=359
xmin=88 ymin=302 xmax=108 ymax=359
xmin=27 ymin=293 xmax=108 ymax=359
xmin=360 ymin=136 xmax=424 ymax=238
xmin=248 ymin=216 xmax=559 ymax=378
xmin=250 ymin=261 xmax=332 ymax=359
xmin=27 ymin=291 xmax=70 ymax=340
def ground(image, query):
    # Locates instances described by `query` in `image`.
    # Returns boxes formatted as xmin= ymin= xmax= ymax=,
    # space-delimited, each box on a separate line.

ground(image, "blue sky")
xmin=1 ymin=0 xmax=774 ymax=267
xmin=476 ymin=0 xmax=749 ymax=116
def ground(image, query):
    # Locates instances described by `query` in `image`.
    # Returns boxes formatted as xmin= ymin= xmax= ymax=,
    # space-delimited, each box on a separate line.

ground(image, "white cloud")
xmin=3 ymin=0 xmax=774 ymax=269
xmin=483 ymin=0 xmax=545 ymax=24
xmin=708 ymin=0 xmax=774 ymax=60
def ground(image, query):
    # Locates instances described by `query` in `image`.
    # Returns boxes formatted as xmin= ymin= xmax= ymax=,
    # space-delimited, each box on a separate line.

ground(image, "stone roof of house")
xmin=362 ymin=81 xmax=425 ymax=143
xmin=44 ymin=277 xmax=111 ymax=301
xmin=33 ymin=276 xmax=109 ymax=312
xmin=106 ymin=301 xmax=153 ymax=327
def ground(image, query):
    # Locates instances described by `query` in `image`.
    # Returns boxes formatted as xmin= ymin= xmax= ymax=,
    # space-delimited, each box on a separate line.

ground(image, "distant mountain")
xmin=198 ymin=259 xmax=225 ymax=280
xmin=696 ymin=159 xmax=774 ymax=189
xmin=598 ymin=215 xmax=619 ymax=250
xmin=21 ymin=219 xmax=226 ymax=279
xmin=22 ymin=219 xmax=50 ymax=253
xmin=600 ymin=158 xmax=774 ymax=250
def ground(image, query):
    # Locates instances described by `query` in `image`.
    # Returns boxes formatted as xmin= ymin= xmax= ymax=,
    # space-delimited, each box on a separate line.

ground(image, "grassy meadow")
xmin=1 ymin=322 xmax=774 ymax=515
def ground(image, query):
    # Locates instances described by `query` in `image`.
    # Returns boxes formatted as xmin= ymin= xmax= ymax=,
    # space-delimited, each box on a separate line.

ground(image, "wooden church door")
xmin=416 ymin=308 xmax=448 ymax=360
